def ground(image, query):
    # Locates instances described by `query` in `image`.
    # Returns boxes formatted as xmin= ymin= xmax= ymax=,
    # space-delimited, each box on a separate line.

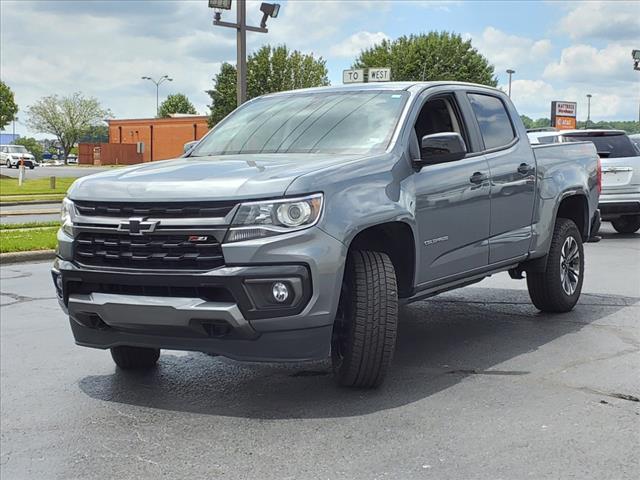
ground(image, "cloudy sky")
xmin=1 ymin=0 xmax=638 ymax=138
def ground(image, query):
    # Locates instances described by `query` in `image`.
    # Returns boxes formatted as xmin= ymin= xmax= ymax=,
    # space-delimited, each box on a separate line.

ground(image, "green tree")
xmin=158 ymin=93 xmax=197 ymax=118
xmin=207 ymin=44 xmax=329 ymax=126
xmin=576 ymin=120 xmax=640 ymax=134
xmin=13 ymin=137 xmax=44 ymax=162
xmin=521 ymin=116 xmax=552 ymax=130
xmin=0 ymin=80 xmax=19 ymax=130
xmin=353 ymin=31 xmax=497 ymax=86
xmin=77 ymin=124 xmax=109 ymax=143
xmin=25 ymin=92 xmax=111 ymax=164
xmin=520 ymin=115 xmax=534 ymax=129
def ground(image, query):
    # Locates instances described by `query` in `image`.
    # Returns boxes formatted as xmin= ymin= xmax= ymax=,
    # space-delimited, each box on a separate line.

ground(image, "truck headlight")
xmin=60 ymin=197 xmax=75 ymax=237
xmin=225 ymin=193 xmax=323 ymax=243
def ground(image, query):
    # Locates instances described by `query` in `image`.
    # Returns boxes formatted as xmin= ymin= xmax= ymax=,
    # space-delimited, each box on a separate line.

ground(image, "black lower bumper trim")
xmin=57 ymin=263 xmax=312 ymax=321
xmin=70 ymin=319 xmax=332 ymax=362
xmin=599 ymin=201 xmax=640 ymax=219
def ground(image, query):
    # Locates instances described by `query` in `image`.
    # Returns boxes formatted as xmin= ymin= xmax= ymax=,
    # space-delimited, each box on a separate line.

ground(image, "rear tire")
xmin=6 ymin=160 xmax=11 ymax=168
xmin=111 ymin=346 xmax=160 ymax=370
xmin=331 ymin=250 xmax=398 ymax=388
xmin=526 ymin=218 xmax=584 ymax=313
xmin=611 ymin=215 xmax=640 ymax=234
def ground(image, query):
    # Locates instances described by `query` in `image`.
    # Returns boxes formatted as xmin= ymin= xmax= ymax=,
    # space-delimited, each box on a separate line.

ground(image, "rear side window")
xmin=563 ymin=134 xmax=638 ymax=158
xmin=467 ymin=93 xmax=515 ymax=150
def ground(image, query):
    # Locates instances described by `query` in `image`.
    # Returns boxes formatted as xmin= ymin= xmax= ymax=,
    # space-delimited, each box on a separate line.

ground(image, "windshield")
xmin=564 ymin=133 xmax=638 ymax=158
xmin=7 ymin=146 xmax=28 ymax=153
xmin=191 ymin=91 xmax=409 ymax=157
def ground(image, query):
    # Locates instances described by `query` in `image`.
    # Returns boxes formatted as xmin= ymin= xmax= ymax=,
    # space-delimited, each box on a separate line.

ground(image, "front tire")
xmin=611 ymin=215 xmax=640 ymax=234
xmin=111 ymin=346 xmax=160 ymax=370
xmin=331 ymin=250 xmax=398 ymax=388
xmin=526 ymin=218 xmax=584 ymax=313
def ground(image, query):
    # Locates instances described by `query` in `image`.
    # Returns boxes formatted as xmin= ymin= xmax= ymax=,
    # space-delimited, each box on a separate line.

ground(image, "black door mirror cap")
xmin=416 ymin=132 xmax=467 ymax=167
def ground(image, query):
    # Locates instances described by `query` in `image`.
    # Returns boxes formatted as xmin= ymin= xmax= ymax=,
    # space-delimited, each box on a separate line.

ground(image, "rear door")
xmin=465 ymin=92 xmax=537 ymax=264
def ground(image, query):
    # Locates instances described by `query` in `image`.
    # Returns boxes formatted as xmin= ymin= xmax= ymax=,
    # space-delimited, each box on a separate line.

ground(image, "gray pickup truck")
xmin=52 ymin=82 xmax=600 ymax=388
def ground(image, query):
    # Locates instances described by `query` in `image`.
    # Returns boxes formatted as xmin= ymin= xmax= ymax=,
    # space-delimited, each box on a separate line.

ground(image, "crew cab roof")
xmin=261 ymin=81 xmax=504 ymax=97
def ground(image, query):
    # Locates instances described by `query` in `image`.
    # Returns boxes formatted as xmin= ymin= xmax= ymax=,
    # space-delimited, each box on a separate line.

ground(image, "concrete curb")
xmin=0 ymin=250 xmax=56 ymax=265
xmin=0 ymin=208 xmax=60 ymax=216
xmin=0 ymin=200 xmax=62 ymax=207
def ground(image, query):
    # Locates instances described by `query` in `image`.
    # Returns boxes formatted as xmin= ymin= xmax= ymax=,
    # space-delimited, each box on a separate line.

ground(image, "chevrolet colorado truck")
xmin=52 ymin=82 xmax=600 ymax=388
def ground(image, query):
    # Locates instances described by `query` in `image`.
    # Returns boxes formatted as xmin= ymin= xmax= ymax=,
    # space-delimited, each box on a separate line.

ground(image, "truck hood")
xmin=68 ymin=153 xmax=363 ymax=202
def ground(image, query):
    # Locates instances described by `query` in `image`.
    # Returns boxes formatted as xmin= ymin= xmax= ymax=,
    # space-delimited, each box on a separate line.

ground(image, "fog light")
xmin=271 ymin=282 xmax=289 ymax=303
xmin=56 ymin=275 xmax=63 ymax=292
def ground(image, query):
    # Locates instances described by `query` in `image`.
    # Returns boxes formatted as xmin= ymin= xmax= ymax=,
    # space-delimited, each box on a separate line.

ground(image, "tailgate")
xmin=601 ymin=156 xmax=640 ymax=192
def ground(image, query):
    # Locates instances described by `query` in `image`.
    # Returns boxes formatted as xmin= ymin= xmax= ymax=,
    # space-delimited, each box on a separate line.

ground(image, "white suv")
xmin=528 ymin=130 xmax=640 ymax=233
xmin=0 ymin=144 xmax=37 ymax=169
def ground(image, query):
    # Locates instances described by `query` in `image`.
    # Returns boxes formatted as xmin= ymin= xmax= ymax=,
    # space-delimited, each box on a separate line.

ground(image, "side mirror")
xmin=183 ymin=140 xmax=199 ymax=154
xmin=417 ymin=132 xmax=467 ymax=166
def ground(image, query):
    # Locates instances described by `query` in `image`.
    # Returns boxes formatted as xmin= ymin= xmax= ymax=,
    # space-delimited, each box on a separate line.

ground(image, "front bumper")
xmin=52 ymin=226 xmax=347 ymax=362
xmin=599 ymin=192 xmax=640 ymax=220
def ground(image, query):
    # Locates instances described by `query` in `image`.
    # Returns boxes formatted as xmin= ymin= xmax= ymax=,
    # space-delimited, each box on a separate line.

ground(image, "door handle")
xmin=469 ymin=172 xmax=487 ymax=184
xmin=518 ymin=163 xmax=533 ymax=174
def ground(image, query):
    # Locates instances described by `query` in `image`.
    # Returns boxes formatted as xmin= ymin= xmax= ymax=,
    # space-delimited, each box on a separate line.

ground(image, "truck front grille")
xmin=74 ymin=233 xmax=225 ymax=270
xmin=74 ymin=201 xmax=237 ymax=218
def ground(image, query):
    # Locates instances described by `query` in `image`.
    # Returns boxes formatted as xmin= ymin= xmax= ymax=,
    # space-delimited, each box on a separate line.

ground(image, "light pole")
xmin=210 ymin=0 xmax=280 ymax=106
xmin=633 ymin=50 xmax=640 ymax=122
xmin=506 ymin=69 xmax=515 ymax=98
xmin=141 ymin=75 xmax=173 ymax=117
xmin=586 ymin=94 xmax=592 ymax=129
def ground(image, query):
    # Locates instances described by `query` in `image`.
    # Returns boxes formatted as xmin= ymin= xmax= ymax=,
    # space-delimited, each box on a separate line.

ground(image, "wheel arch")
xmin=555 ymin=192 xmax=589 ymax=240
xmin=346 ymin=221 xmax=416 ymax=298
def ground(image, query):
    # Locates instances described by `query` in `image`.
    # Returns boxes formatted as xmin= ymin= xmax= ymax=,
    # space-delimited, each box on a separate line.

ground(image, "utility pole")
xmin=586 ymin=94 xmax=592 ymax=129
xmin=141 ymin=75 xmax=173 ymax=117
xmin=506 ymin=69 xmax=515 ymax=98
xmin=210 ymin=1 xmax=280 ymax=107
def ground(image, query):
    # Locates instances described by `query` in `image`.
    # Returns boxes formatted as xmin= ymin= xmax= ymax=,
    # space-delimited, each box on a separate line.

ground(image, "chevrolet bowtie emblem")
xmin=117 ymin=217 xmax=160 ymax=236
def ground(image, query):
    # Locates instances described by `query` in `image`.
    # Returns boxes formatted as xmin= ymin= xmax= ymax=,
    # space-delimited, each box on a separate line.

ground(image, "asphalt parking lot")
xmin=1 ymin=224 xmax=638 ymax=480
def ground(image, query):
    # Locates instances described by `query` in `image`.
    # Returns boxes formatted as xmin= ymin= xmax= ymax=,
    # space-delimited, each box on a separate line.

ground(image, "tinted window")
xmin=563 ymin=133 xmax=638 ymax=158
xmin=191 ymin=91 xmax=409 ymax=157
xmin=467 ymin=93 xmax=515 ymax=150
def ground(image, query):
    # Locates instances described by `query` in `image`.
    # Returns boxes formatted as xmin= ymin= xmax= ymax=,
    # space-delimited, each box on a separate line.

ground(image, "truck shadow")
xmin=78 ymin=287 xmax=637 ymax=419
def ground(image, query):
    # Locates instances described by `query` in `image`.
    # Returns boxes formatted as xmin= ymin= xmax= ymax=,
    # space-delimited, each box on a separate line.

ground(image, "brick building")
xmin=107 ymin=115 xmax=210 ymax=163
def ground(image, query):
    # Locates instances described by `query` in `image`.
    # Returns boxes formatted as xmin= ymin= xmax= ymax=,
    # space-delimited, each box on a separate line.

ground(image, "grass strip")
xmin=1 ymin=194 xmax=66 ymax=203
xmin=0 ymin=221 xmax=59 ymax=230
xmin=0 ymin=226 xmax=59 ymax=253
xmin=0 ymin=177 xmax=75 ymax=196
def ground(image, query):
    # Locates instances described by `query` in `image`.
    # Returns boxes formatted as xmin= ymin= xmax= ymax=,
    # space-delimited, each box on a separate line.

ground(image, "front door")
xmin=411 ymin=93 xmax=491 ymax=286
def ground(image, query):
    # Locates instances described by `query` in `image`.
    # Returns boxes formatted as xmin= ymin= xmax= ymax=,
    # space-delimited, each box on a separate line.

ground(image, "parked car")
xmin=528 ymin=129 xmax=640 ymax=233
xmin=52 ymin=82 xmax=600 ymax=387
xmin=67 ymin=154 xmax=79 ymax=164
xmin=0 ymin=144 xmax=37 ymax=169
xmin=629 ymin=133 xmax=640 ymax=154
xmin=42 ymin=159 xmax=65 ymax=167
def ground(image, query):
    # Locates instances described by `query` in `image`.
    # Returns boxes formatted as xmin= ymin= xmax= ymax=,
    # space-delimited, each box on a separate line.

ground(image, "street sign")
xmin=368 ymin=68 xmax=391 ymax=82
xmin=343 ymin=69 xmax=365 ymax=84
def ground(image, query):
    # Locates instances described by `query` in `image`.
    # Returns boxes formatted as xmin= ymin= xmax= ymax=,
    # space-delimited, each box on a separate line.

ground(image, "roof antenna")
xmin=421 ymin=62 xmax=427 ymax=81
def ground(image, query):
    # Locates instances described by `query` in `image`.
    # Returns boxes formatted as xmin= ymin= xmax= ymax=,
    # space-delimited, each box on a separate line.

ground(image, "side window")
xmin=467 ymin=93 xmax=515 ymax=150
xmin=413 ymin=95 xmax=467 ymax=147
